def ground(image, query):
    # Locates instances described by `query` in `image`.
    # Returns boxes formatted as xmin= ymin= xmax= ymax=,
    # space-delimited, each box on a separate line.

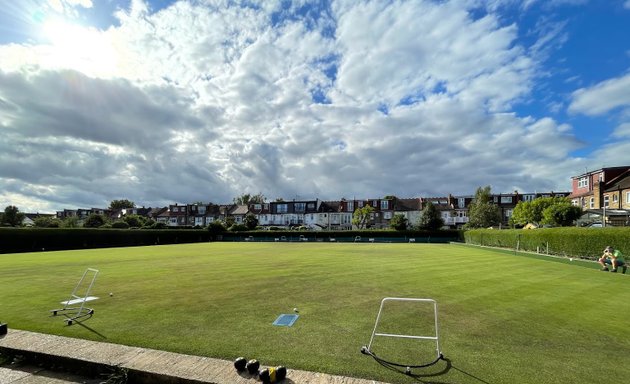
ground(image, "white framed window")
xmin=626 ymin=191 xmax=630 ymax=204
xmin=254 ymin=204 xmax=261 ymax=210
xmin=358 ymin=201 xmax=364 ymax=208
xmin=372 ymin=200 xmax=378 ymax=207
xmin=381 ymin=200 xmax=389 ymax=209
xmin=347 ymin=201 xmax=354 ymax=212
xmin=578 ymin=177 xmax=589 ymax=188
xmin=604 ymin=195 xmax=609 ymax=207
xmin=613 ymin=194 xmax=619 ymax=203
xmin=384 ymin=212 xmax=392 ymax=219
xmin=294 ymin=203 xmax=306 ymax=212
xmin=458 ymin=198 xmax=465 ymax=208
xmin=589 ymin=197 xmax=594 ymax=209
xmin=276 ymin=204 xmax=288 ymax=213
xmin=501 ymin=196 xmax=512 ymax=204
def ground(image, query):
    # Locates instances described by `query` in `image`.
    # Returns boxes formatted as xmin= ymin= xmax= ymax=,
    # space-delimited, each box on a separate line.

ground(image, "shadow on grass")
xmin=61 ymin=314 xmax=107 ymax=340
xmin=374 ymin=357 xmax=492 ymax=384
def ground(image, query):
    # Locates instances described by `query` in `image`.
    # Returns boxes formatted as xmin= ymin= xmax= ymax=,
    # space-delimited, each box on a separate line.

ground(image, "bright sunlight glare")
xmin=40 ymin=18 xmax=120 ymax=78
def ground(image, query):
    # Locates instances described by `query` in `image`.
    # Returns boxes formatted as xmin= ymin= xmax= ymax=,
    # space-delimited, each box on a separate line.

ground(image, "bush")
xmin=464 ymin=227 xmax=630 ymax=259
xmin=112 ymin=221 xmax=130 ymax=229
xmin=229 ymin=224 xmax=249 ymax=232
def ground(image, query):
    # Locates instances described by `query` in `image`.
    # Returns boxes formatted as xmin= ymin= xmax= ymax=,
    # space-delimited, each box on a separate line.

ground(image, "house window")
xmin=578 ymin=177 xmax=589 ymax=188
xmin=198 ymin=206 xmax=206 ymax=214
xmin=523 ymin=194 xmax=535 ymax=202
xmin=372 ymin=200 xmax=378 ymax=207
xmin=308 ymin=203 xmax=315 ymax=209
xmin=294 ymin=203 xmax=306 ymax=212
xmin=613 ymin=195 xmax=619 ymax=203
xmin=501 ymin=196 xmax=512 ymax=204
xmin=589 ymin=197 xmax=594 ymax=209
xmin=383 ymin=212 xmax=392 ymax=219
xmin=458 ymin=198 xmax=465 ymax=208
xmin=380 ymin=200 xmax=389 ymax=210
xmin=358 ymin=201 xmax=364 ymax=208
xmin=626 ymin=192 xmax=630 ymax=204
xmin=347 ymin=202 xmax=354 ymax=212
xmin=277 ymin=204 xmax=288 ymax=213
xmin=254 ymin=204 xmax=262 ymax=210
xmin=604 ymin=195 xmax=609 ymax=208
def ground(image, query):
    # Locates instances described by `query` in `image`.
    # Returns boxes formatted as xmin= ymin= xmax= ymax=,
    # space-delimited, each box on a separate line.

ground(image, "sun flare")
xmin=40 ymin=18 xmax=120 ymax=77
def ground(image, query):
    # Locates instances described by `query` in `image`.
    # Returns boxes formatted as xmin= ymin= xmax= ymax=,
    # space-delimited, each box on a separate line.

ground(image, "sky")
xmin=0 ymin=0 xmax=629 ymax=212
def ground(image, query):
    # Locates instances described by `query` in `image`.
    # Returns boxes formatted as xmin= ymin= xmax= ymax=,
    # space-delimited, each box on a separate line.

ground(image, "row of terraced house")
xmin=56 ymin=192 xmax=571 ymax=230
xmin=52 ymin=165 xmax=630 ymax=230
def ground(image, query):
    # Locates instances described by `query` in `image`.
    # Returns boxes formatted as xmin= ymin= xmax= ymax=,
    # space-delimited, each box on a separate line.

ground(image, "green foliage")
xmin=464 ymin=227 xmax=630 ymax=259
xmin=112 ymin=221 xmax=130 ymax=229
xmin=109 ymin=199 xmax=135 ymax=210
xmin=352 ymin=205 xmax=374 ymax=229
xmin=233 ymin=193 xmax=265 ymax=205
xmin=122 ymin=214 xmax=146 ymax=228
xmin=541 ymin=200 xmax=583 ymax=227
xmin=465 ymin=186 xmax=501 ymax=229
xmin=510 ymin=197 xmax=582 ymax=227
xmin=207 ymin=221 xmax=226 ymax=235
xmin=229 ymin=223 xmax=249 ymax=232
xmin=416 ymin=201 xmax=444 ymax=230
xmin=2 ymin=206 xmax=25 ymax=227
xmin=33 ymin=216 xmax=60 ymax=228
xmin=61 ymin=216 xmax=80 ymax=228
xmin=83 ymin=213 xmax=108 ymax=228
xmin=244 ymin=213 xmax=258 ymax=230
xmin=389 ymin=214 xmax=408 ymax=230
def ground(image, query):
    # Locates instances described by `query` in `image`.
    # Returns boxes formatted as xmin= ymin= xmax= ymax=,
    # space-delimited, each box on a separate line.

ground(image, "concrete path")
xmin=0 ymin=330 xmax=387 ymax=384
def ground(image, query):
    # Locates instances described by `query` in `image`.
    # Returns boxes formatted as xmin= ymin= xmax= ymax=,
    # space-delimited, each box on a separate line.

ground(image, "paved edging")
xmin=0 ymin=330 xmax=388 ymax=384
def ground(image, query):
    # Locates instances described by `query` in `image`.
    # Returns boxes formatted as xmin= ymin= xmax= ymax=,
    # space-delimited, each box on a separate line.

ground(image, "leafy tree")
xmin=541 ymin=200 xmax=583 ymax=227
xmin=207 ymin=220 xmax=226 ymax=235
xmin=233 ymin=193 xmax=266 ymax=205
xmin=229 ymin=223 xmax=249 ymax=232
xmin=417 ymin=201 xmax=445 ymax=230
xmin=2 ymin=206 xmax=25 ymax=227
xmin=352 ymin=206 xmax=374 ymax=229
xmin=61 ymin=216 xmax=80 ymax=228
xmin=83 ymin=213 xmax=107 ymax=228
xmin=389 ymin=214 xmax=408 ymax=230
xmin=465 ymin=186 xmax=501 ymax=229
xmin=244 ymin=213 xmax=258 ymax=230
xmin=510 ymin=197 xmax=582 ymax=227
xmin=108 ymin=199 xmax=135 ymax=210
xmin=122 ymin=214 xmax=146 ymax=228
xmin=111 ymin=221 xmax=130 ymax=229
xmin=33 ymin=216 xmax=60 ymax=228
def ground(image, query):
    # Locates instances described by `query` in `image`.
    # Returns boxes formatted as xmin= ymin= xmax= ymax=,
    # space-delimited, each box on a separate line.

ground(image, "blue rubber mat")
xmin=272 ymin=314 xmax=299 ymax=327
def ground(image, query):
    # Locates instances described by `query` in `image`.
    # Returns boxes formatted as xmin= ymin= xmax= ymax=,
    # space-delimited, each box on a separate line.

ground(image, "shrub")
xmin=112 ymin=221 xmax=130 ymax=229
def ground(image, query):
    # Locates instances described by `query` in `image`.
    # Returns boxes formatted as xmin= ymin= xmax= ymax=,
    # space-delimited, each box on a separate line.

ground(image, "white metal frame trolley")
xmin=50 ymin=268 xmax=99 ymax=325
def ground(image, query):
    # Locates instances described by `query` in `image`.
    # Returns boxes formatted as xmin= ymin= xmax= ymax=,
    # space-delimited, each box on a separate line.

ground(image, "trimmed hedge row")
xmin=222 ymin=229 xmax=463 ymax=243
xmin=464 ymin=227 xmax=630 ymax=259
xmin=0 ymin=228 xmax=213 ymax=254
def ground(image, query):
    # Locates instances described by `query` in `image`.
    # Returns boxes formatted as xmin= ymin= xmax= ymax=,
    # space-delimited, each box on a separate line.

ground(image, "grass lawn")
xmin=0 ymin=243 xmax=628 ymax=383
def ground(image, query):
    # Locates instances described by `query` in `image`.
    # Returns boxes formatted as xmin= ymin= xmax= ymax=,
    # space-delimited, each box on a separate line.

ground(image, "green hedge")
xmin=464 ymin=227 xmax=630 ymax=259
xmin=0 ymin=228 xmax=213 ymax=254
xmin=222 ymin=229 xmax=463 ymax=243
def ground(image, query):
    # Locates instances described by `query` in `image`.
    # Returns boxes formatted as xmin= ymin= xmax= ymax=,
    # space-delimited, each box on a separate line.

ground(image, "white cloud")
xmin=569 ymin=73 xmax=630 ymax=115
xmin=624 ymin=1 xmax=630 ymax=10
xmin=0 ymin=0 xmax=589 ymax=211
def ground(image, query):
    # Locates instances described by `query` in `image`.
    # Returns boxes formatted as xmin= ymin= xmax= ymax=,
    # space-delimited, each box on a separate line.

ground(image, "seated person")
xmin=598 ymin=246 xmax=627 ymax=273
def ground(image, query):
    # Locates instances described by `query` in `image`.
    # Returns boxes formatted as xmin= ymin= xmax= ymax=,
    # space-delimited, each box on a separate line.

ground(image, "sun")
xmin=40 ymin=18 xmax=120 ymax=77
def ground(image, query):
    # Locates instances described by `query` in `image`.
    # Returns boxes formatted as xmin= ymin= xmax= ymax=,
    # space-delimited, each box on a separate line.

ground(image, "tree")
xmin=417 ymin=201 xmax=445 ymax=230
xmin=541 ymin=199 xmax=583 ymax=227
xmin=2 ymin=206 xmax=25 ymax=227
xmin=389 ymin=214 xmax=408 ymax=230
xmin=83 ymin=213 xmax=107 ymax=228
xmin=233 ymin=193 xmax=265 ymax=205
xmin=122 ymin=214 xmax=146 ymax=228
xmin=352 ymin=206 xmax=374 ymax=229
xmin=109 ymin=199 xmax=135 ymax=210
xmin=244 ymin=213 xmax=258 ymax=230
xmin=465 ymin=186 xmax=501 ymax=229
xmin=207 ymin=220 xmax=226 ymax=236
xmin=33 ymin=216 xmax=60 ymax=228
xmin=510 ymin=197 xmax=582 ymax=227
xmin=61 ymin=216 xmax=80 ymax=228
